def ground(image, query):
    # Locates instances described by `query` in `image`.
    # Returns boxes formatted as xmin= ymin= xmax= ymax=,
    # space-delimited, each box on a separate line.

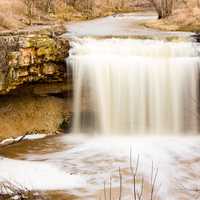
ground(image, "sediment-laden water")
xmin=68 ymin=38 xmax=200 ymax=134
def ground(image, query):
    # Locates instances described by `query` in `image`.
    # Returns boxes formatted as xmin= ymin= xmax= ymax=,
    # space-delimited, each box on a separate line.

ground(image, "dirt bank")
xmin=0 ymin=91 xmax=72 ymax=140
xmin=143 ymin=7 xmax=200 ymax=32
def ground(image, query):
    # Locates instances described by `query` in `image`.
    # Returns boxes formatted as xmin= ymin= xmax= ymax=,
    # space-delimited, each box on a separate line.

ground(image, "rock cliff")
xmin=0 ymin=28 xmax=70 ymax=95
xmin=0 ymin=27 xmax=73 ymax=140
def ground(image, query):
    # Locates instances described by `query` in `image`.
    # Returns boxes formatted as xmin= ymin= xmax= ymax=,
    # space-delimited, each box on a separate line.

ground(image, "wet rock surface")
xmin=193 ymin=33 xmax=200 ymax=43
xmin=0 ymin=26 xmax=73 ymax=139
xmin=0 ymin=26 xmax=70 ymax=95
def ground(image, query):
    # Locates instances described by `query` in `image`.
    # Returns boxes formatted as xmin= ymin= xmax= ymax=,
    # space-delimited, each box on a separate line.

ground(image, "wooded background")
xmin=0 ymin=0 xmax=199 ymax=30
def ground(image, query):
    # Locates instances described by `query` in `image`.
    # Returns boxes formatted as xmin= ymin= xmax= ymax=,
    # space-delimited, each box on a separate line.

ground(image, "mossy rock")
xmin=59 ymin=114 xmax=72 ymax=132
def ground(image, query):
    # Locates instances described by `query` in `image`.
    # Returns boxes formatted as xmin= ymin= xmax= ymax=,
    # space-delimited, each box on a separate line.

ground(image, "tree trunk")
xmin=149 ymin=0 xmax=174 ymax=19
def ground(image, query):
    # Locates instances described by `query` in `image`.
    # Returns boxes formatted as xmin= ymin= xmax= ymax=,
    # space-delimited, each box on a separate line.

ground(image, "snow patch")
xmin=0 ymin=134 xmax=47 ymax=146
xmin=0 ymin=157 xmax=86 ymax=191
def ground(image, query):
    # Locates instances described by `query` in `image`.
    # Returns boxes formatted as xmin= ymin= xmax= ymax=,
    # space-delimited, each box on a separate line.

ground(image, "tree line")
xmin=24 ymin=0 xmax=82 ymax=25
xmin=24 ymin=0 xmax=200 ymax=25
xmin=148 ymin=0 xmax=175 ymax=19
xmin=148 ymin=0 xmax=200 ymax=19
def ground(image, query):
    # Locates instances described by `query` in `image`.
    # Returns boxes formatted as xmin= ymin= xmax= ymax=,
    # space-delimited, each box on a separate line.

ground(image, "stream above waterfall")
xmin=1 ymin=13 xmax=200 ymax=200
xmin=65 ymin=12 xmax=193 ymax=39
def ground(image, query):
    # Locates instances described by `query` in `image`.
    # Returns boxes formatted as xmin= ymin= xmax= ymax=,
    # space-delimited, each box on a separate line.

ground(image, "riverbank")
xmin=143 ymin=7 xmax=200 ymax=32
xmin=0 ymin=0 xmax=145 ymax=31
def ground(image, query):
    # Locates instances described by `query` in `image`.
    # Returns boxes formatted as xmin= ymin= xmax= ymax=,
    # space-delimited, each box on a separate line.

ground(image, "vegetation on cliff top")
xmin=0 ymin=0 xmax=199 ymax=32
xmin=144 ymin=1 xmax=200 ymax=32
xmin=144 ymin=0 xmax=200 ymax=32
xmin=0 ymin=0 xmax=145 ymax=31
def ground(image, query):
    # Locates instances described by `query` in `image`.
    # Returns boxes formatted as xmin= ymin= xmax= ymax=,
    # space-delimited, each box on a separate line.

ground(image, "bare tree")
xmin=46 ymin=0 xmax=54 ymax=13
xmin=148 ymin=0 xmax=174 ymax=19
xmin=24 ymin=0 xmax=35 ymax=25
xmin=102 ymin=153 xmax=158 ymax=200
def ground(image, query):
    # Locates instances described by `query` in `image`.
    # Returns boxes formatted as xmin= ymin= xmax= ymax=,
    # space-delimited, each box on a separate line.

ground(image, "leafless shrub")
xmin=24 ymin=0 xmax=35 ymax=25
xmin=102 ymin=152 xmax=159 ymax=200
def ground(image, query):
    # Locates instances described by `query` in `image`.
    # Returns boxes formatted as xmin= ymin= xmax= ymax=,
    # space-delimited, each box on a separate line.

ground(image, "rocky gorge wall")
xmin=0 ymin=26 xmax=73 ymax=140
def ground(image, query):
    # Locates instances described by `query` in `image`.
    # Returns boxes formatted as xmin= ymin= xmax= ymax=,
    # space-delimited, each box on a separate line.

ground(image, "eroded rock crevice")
xmin=0 ymin=30 xmax=70 ymax=94
xmin=0 ymin=28 xmax=73 ymax=139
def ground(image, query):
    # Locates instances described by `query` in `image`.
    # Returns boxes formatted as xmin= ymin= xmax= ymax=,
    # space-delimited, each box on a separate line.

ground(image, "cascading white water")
xmin=67 ymin=37 xmax=200 ymax=134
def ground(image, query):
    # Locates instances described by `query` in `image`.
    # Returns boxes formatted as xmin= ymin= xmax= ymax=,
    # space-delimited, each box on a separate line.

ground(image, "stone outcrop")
xmin=0 ymin=28 xmax=70 ymax=95
xmin=0 ymin=27 xmax=73 ymax=140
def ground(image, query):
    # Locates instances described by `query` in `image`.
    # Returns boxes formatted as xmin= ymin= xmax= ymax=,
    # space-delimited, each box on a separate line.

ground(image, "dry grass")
xmin=0 ymin=0 xmax=199 ymax=31
xmin=0 ymin=0 xmax=53 ymax=30
xmin=54 ymin=4 xmax=84 ymax=21
xmin=0 ymin=0 xmax=26 ymax=30
xmin=0 ymin=0 xmax=142 ymax=30
xmin=144 ymin=6 xmax=200 ymax=32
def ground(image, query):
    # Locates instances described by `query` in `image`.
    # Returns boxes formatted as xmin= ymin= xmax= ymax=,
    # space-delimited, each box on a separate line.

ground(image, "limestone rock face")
xmin=0 ymin=29 xmax=73 ymax=139
xmin=0 ymin=31 xmax=70 ymax=95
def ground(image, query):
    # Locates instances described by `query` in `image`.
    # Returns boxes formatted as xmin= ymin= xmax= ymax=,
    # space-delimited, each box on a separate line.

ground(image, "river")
xmin=0 ymin=12 xmax=200 ymax=200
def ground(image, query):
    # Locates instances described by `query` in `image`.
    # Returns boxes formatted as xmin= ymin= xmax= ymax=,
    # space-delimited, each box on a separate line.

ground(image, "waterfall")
xmin=66 ymin=37 xmax=200 ymax=134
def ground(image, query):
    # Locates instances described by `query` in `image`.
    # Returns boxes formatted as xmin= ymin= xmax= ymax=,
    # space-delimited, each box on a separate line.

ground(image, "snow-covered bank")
xmin=0 ymin=134 xmax=47 ymax=146
xmin=0 ymin=157 xmax=86 ymax=191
